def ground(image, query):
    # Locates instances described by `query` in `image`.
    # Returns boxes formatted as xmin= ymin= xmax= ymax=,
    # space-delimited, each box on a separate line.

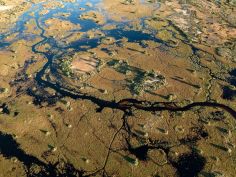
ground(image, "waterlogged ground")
xmin=0 ymin=0 xmax=236 ymax=176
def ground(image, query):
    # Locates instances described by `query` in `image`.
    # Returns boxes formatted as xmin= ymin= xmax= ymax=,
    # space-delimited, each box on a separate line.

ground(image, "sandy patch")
xmin=71 ymin=56 xmax=99 ymax=73
xmin=0 ymin=5 xmax=13 ymax=11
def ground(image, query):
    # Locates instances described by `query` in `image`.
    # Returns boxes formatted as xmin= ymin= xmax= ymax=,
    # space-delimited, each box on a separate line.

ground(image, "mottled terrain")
xmin=0 ymin=0 xmax=236 ymax=177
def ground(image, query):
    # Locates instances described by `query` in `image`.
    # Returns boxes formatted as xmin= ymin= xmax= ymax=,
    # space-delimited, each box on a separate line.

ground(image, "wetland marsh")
xmin=0 ymin=0 xmax=236 ymax=176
